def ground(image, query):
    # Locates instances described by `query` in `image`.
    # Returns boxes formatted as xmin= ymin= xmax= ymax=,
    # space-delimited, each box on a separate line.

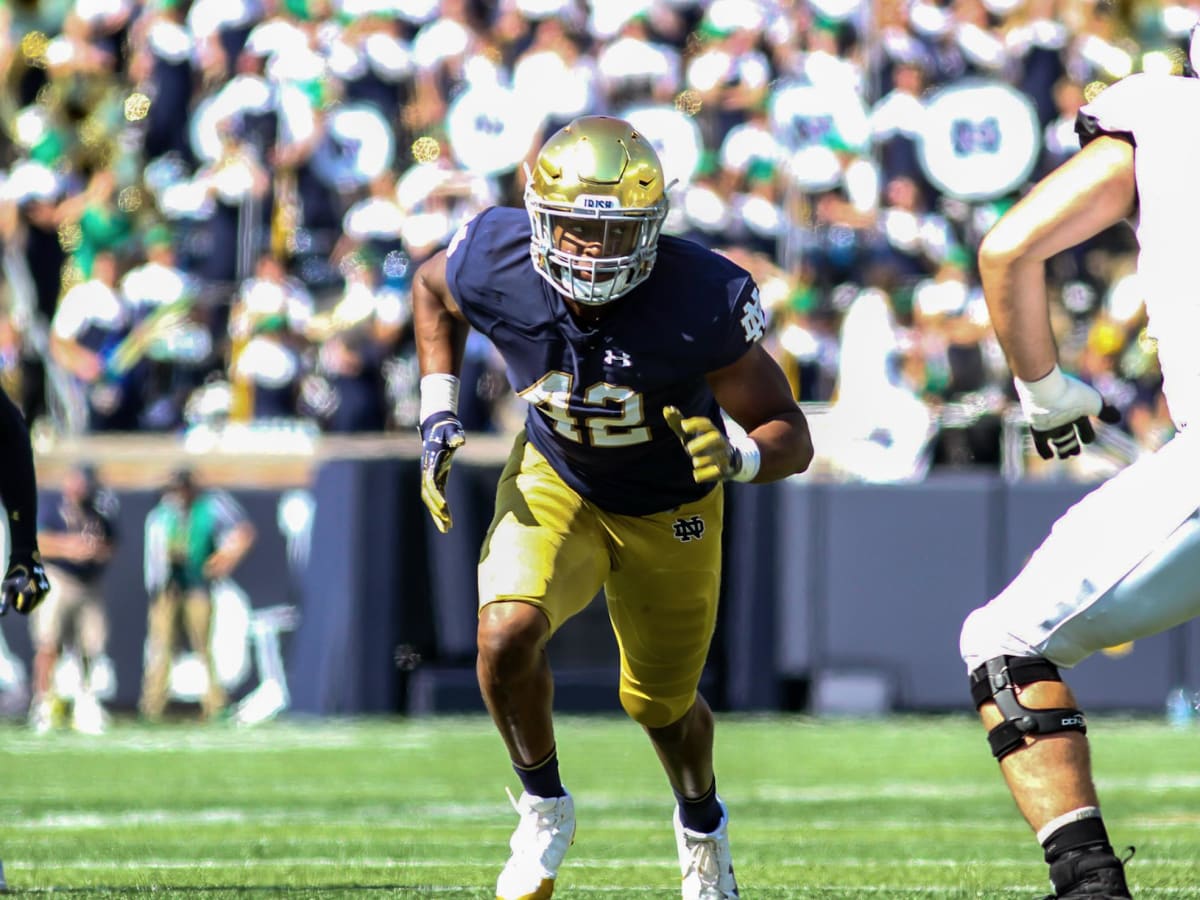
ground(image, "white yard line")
xmin=8 ymin=856 xmax=1199 ymax=871
xmin=6 ymin=773 xmax=1200 ymax=829
xmin=11 ymin=808 xmax=1200 ymax=834
xmin=0 ymin=856 xmax=1033 ymax=871
xmin=0 ymin=733 xmax=428 ymax=753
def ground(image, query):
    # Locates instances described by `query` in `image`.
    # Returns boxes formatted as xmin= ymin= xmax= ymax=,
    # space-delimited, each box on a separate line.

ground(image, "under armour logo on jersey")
xmin=604 ymin=349 xmax=632 ymax=368
xmin=740 ymin=288 xmax=766 ymax=344
xmin=673 ymin=515 xmax=705 ymax=542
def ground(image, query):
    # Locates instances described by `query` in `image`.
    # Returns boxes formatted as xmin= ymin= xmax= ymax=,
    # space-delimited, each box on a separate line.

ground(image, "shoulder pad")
xmin=1074 ymin=74 xmax=1158 ymax=148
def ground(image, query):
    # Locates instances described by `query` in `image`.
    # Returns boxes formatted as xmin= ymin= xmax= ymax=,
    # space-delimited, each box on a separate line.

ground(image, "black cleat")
xmin=1043 ymin=846 xmax=1134 ymax=898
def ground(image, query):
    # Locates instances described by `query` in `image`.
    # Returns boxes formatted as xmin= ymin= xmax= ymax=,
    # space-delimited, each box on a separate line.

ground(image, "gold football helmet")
xmin=525 ymin=116 xmax=668 ymax=305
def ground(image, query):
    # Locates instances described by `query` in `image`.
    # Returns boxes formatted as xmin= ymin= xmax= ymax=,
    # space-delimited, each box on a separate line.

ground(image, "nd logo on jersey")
xmin=741 ymin=288 xmax=766 ymax=343
xmin=673 ymin=515 xmax=705 ymax=542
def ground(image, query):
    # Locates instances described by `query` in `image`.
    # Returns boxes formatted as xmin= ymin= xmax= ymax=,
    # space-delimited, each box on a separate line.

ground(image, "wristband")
xmin=729 ymin=435 xmax=761 ymax=482
xmin=419 ymin=374 xmax=460 ymax=423
xmin=1013 ymin=364 xmax=1067 ymax=411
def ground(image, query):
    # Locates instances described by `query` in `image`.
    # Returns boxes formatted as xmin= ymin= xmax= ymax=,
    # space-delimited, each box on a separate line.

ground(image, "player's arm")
xmin=0 ymin=388 xmax=50 ymax=614
xmin=979 ymin=135 xmax=1135 ymax=380
xmin=978 ymin=135 xmax=1133 ymax=458
xmin=411 ymin=250 xmax=473 ymax=532
xmin=413 ymin=250 xmax=470 ymax=380
xmin=707 ymin=344 xmax=814 ymax=482
xmin=665 ymin=345 xmax=813 ymax=484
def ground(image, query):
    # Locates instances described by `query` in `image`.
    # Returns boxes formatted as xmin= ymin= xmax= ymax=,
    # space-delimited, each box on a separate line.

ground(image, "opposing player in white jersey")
xmin=958 ymin=68 xmax=1200 ymax=899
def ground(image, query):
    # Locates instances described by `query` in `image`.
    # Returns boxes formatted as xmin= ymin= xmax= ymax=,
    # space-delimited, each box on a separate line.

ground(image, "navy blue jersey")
xmin=445 ymin=206 xmax=766 ymax=515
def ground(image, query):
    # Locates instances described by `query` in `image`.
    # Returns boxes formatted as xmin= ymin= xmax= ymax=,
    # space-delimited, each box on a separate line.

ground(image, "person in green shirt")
xmin=139 ymin=468 xmax=256 ymax=721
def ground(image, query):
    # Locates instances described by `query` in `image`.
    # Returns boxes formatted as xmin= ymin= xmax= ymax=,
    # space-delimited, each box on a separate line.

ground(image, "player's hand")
xmin=419 ymin=411 xmax=466 ymax=533
xmin=0 ymin=550 xmax=50 ymax=616
xmin=1014 ymin=366 xmax=1121 ymax=460
xmin=664 ymin=406 xmax=740 ymax=483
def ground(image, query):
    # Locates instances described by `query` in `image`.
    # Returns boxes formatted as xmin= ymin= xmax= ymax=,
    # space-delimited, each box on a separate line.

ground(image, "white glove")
xmin=1014 ymin=365 xmax=1120 ymax=460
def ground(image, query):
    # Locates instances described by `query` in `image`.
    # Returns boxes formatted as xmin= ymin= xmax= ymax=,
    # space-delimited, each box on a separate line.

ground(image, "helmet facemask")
xmin=524 ymin=115 xmax=669 ymax=306
xmin=526 ymin=184 xmax=667 ymax=305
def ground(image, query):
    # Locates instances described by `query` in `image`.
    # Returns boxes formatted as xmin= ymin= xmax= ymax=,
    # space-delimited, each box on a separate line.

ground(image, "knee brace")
xmin=969 ymin=655 xmax=1087 ymax=761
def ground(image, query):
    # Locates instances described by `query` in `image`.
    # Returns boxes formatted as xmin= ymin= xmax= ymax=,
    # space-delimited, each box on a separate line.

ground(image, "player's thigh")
xmin=1040 ymin=511 xmax=1200 ymax=664
xmin=960 ymin=504 xmax=1200 ymax=672
xmin=604 ymin=486 xmax=724 ymax=724
xmin=961 ymin=441 xmax=1200 ymax=669
xmin=478 ymin=436 xmax=608 ymax=634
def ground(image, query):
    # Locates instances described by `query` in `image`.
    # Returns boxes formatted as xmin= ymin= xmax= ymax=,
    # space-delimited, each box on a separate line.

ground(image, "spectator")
xmin=56 ymin=168 xmax=133 ymax=281
xmin=140 ymin=468 xmax=256 ymax=722
xmin=328 ymin=13 xmax=413 ymax=123
xmin=512 ymin=16 xmax=597 ymax=134
xmin=119 ymin=228 xmax=214 ymax=431
xmin=594 ymin=13 xmax=681 ymax=109
xmin=685 ymin=12 xmax=771 ymax=146
xmin=48 ymin=250 xmax=143 ymax=432
xmin=1038 ymin=77 xmax=1086 ymax=176
xmin=129 ymin=0 xmax=200 ymax=165
xmin=1 ymin=160 xmax=69 ymax=329
xmin=871 ymin=175 xmax=958 ymax=314
xmin=227 ymin=252 xmax=313 ymax=420
xmin=1007 ymin=0 xmax=1071 ymax=127
xmin=332 ymin=171 xmax=405 ymax=278
xmin=869 ymin=59 xmax=932 ymax=193
xmin=304 ymin=255 xmax=396 ymax=432
xmin=911 ymin=253 xmax=1008 ymax=467
xmin=28 ymin=464 xmax=118 ymax=735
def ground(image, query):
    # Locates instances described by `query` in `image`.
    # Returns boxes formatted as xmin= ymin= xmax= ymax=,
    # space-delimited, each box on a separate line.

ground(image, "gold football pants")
xmin=479 ymin=435 xmax=723 ymax=728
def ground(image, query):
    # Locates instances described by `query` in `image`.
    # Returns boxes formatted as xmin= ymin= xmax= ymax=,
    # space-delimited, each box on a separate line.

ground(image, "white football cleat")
xmin=71 ymin=692 xmax=109 ymax=735
xmin=674 ymin=799 xmax=740 ymax=899
xmin=495 ymin=788 xmax=575 ymax=900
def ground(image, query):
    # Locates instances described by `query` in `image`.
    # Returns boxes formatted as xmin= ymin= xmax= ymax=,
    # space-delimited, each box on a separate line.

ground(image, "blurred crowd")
xmin=0 ymin=0 xmax=1189 ymax=477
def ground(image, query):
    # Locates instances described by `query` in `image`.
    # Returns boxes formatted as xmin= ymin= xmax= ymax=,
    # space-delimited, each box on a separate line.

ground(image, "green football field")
xmin=2 ymin=714 xmax=1199 ymax=898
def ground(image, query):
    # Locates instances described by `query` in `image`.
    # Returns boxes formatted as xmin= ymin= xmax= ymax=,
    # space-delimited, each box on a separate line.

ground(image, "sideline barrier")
xmin=2 ymin=446 xmax=1195 ymax=716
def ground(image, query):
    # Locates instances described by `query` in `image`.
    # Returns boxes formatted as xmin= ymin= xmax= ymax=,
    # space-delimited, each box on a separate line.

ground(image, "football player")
xmin=0 ymin=386 xmax=51 ymax=618
xmin=413 ymin=115 xmax=813 ymax=900
xmin=959 ymin=69 xmax=1200 ymax=899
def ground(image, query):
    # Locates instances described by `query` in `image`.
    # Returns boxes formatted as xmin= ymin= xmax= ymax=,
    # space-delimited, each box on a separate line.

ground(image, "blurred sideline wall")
xmin=3 ymin=449 xmax=1197 ymax=718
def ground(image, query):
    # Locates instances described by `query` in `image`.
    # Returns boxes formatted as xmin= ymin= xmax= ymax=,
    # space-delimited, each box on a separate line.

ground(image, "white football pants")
xmin=961 ymin=427 xmax=1200 ymax=671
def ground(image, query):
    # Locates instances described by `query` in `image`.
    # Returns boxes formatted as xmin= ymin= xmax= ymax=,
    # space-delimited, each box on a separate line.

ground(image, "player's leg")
xmin=139 ymin=589 xmax=179 ymax=721
xmin=478 ymin=437 xmax=607 ymax=900
xmin=604 ymin=486 xmax=738 ymax=899
xmin=962 ymin=494 xmax=1200 ymax=899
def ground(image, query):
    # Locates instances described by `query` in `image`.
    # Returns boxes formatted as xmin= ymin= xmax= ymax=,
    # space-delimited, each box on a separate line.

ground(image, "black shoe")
xmin=1044 ymin=846 xmax=1134 ymax=898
